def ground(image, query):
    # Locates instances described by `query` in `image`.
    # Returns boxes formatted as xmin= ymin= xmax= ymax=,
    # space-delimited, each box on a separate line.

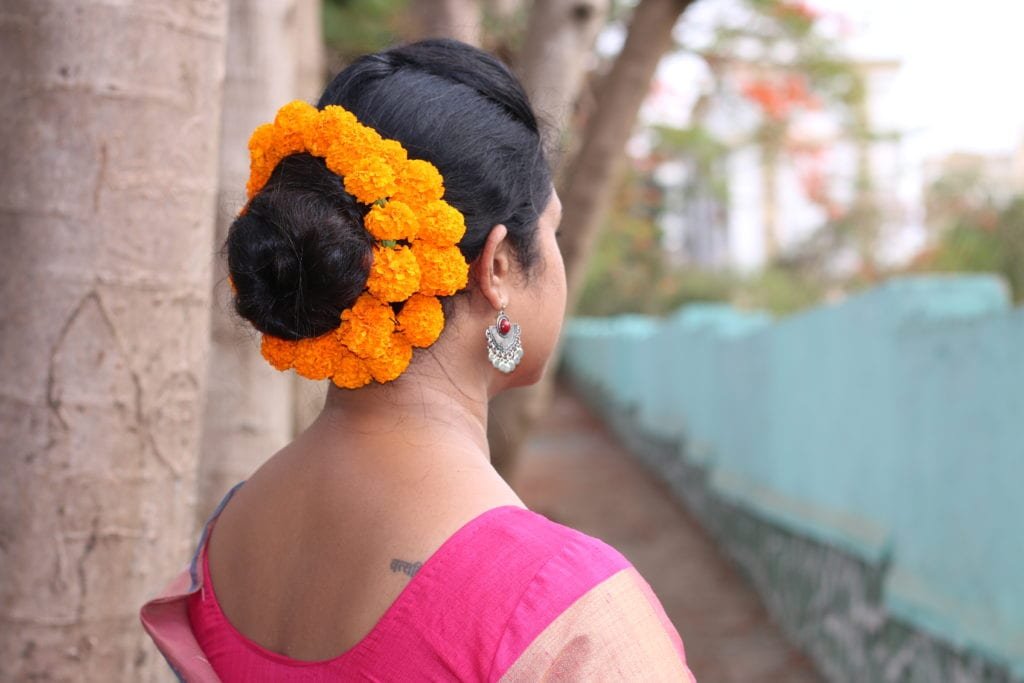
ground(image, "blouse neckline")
xmin=196 ymin=503 xmax=529 ymax=667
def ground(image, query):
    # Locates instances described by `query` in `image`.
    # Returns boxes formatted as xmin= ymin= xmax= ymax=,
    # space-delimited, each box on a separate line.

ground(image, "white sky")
xmin=647 ymin=0 xmax=1024 ymax=159
xmin=813 ymin=0 xmax=1024 ymax=158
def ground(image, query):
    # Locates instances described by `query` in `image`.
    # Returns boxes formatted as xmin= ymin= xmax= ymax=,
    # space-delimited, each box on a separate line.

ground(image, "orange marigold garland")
xmin=261 ymin=335 xmax=296 ymax=371
xmin=332 ymin=346 xmax=373 ymax=389
xmin=242 ymin=100 xmax=470 ymax=388
xmin=418 ymin=200 xmax=466 ymax=245
xmin=398 ymin=294 xmax=445 ymax=348
xmin=366 ymin=333 xmax=414 ymax=383
xmin=366 ymin=245 xmax=421 ymax=303
xmin=365 ymin=200 xmax=418 ymax=241
xmin=413 ymin=242 xmax=470 ymax=296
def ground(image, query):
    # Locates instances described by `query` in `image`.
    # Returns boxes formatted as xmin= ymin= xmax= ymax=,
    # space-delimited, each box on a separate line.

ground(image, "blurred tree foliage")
xmin=577 ymin=0 xmax=850 ymax=318
xmin=322 ymin=0 xmax=410 ymax=69
xmin=911 ymin=166 xmax=1024 ymax=303
xmin=577 ymin=166 xmax=824 ymax=317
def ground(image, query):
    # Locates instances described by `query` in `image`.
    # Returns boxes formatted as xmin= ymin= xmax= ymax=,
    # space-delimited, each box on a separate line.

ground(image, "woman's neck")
xmin=311 ymin=361 xmax=493 ymax=466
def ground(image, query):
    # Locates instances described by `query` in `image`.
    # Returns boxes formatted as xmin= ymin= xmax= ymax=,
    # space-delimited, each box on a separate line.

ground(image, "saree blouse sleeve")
xmin=488 ymin=529 xmax=696 ymax=682
xmin=496 ymin=566 xmax=695 ymax=682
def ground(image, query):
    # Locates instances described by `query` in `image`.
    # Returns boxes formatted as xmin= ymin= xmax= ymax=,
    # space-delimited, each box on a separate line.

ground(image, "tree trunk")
xmin=0 ymin=1 xmax=227 ymax=680
xmin=290 ymin=0 xmax=331 ymax=436
xmin=488 ymin=0 xmax=609 ymax=478
xmin=558 ymin=0 xmax=694 ymax=307
xmin=198 ymin=0 xmax=317 ymax=523
xmin=411 ymin=0 xmax=482 ymax=46
xmin=761 ymin=138 xmax=780 ymax=263
xmin=293 ymin=0 xmax=326 ymax=101
xmin=516 ymin=0 xmax=609 ymax=155
xmin=489 ymin=0 xmax=693 ymax=477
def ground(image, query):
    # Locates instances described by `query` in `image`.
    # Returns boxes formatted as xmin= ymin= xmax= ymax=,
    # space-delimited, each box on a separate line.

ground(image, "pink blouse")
xmin=142 ymin=485 xmax=696 ymax=681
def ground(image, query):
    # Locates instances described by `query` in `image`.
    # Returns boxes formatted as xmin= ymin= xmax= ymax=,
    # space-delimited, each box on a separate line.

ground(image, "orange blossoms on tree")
xmin=242 ymin=100 xmax=470 ymax=389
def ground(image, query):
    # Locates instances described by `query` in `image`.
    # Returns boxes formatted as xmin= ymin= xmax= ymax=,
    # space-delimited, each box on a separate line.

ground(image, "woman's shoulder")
xmin=459 ymin=506 xmax=633 ymax=579
xmin=460 ymin=508 xmax=696 ymax=681
xmin=379 ymin=504 xmax=695 ymax=681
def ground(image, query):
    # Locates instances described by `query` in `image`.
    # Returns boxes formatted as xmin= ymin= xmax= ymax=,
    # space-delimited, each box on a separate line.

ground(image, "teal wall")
xmin=564 ymin=275 xmax=1024 ymax=672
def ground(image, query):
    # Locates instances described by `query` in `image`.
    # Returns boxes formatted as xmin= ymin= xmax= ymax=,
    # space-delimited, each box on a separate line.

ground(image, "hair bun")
xmin=226 ymin=154 xmax=373 ymax=340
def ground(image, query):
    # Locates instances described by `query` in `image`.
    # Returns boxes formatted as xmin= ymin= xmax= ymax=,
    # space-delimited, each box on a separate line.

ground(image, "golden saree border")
xmin=498 ymin=567 xmax=696 ymax=682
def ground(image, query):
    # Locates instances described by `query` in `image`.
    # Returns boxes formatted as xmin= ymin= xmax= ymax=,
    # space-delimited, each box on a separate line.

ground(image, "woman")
xmin=141 ymin=39 xmax=695 ymax=681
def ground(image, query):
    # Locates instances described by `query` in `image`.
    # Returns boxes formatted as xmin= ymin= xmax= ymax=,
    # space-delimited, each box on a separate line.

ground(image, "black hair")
xmin=226 ymin=39 xmax=552 ymax=341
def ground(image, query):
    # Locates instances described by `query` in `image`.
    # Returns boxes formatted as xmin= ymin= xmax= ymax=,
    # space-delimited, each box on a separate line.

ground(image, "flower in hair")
xmin=392 ymin=160 xmax=445 ymax=208
xmin=418 ymin=200 xmax=466 ymax=245
xmin=240 ymin=101 xmax=471 ymax=388
xmin=365 ymin=200 xmax=418 ymax=241
xmin=344 ymin=157 xmax=398 ymax=204
xmin=292 ymin=335 xmax=339 ymax=381
xmin=398 ymin=294 xmax=444 ymax=348
xmin=413 ymin=243 xmax=470 ymax=296
xmin=366 ymin=333 xmax=414 ymax=383
xmin=366 ymin=245 xmax=421 ymax=303
xmin=261 ymin=335 xmax=296 ymax=371
xmin=338 ymin=293 xmax=397 ymax=359
xmin=332 ymin=346 xmax=373 ymax=389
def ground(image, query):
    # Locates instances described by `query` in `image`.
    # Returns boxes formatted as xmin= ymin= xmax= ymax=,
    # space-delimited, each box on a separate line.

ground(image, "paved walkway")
xmin=509 ymin=386 xmax=822 ymax=682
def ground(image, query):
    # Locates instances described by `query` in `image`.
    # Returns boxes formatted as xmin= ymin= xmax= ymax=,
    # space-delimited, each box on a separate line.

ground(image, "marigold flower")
xmin=275 ymin=100 xmax=318 ymax=135
xmin=417 ymin=200 xmax=466 ymax=246
xmin=377 ymin=139 xmax=409 ymax=170
xmin=326 ymin=124 xmax=385 ymax=178
xmin=365 ymin=200 xmax=418 ymax=241
xmin=366 ymin=245 xmax=421 ymax=303
xmin=391 ymin=159 xmax=445 ymax=208
xmin=338 ymin=293 xmax=396 ymax=359
xmin=307 ymin=105 xmax=359 ymax=157
xmin=261 ymin=334 xmax=296 ymax=371
xmin=366 ymin=333 xmax=413 ymax=383
xmin=247 ymin=123 xmax=282 ymax=197
xmin=344 ymin=157 xmax=398 ymax=204
xmin=413 ymin=242 xmax=470 ymax=296
xmin=247 ymin=101 xmax=472 ymax=387
xmin=291 ymin=334 xmax=338 ymax=381
xmin=398 ymin=294 xmax=444 ymax=348
xmin=331 ymin=346 xmax=373 ymax=389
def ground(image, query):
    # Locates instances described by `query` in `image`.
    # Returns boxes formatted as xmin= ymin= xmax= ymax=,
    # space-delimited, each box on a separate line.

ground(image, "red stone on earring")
xmin=498 ymin=316 xmax=512 ymax=335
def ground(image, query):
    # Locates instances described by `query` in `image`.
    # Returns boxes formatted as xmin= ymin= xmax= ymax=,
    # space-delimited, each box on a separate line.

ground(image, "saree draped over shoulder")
xmin=140 ymin=484 xmax=696 ymax=681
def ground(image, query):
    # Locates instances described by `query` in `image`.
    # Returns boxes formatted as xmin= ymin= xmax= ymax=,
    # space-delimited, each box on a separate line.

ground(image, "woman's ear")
xmin=475 ymin=224 xmax=511 ymax=311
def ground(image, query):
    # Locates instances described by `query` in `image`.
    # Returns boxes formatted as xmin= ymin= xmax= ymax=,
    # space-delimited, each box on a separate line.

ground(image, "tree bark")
xmin=488 ymin=0 xmax=608 ymax=478
xmin=198 ymin=0 xmax=318 ymax=523
xmin=292 ymin=0 xmax=326 ymax=102
xmin=290 ymin=0 xmax=331 ymax=436
xmin=516 ymin=0 xmax=609 ymax=153
xmin=489 ymin=0 xmax=693 ymax=477
xmin=558 ymin=0 xmax=694 ymax=307
xmin=0 ymin=1 xmax=227 ymax=680
xmin=200 ymin=0 xmax=328 ymax=516
xmin=410 ymin=0 xmax=482 ymax=46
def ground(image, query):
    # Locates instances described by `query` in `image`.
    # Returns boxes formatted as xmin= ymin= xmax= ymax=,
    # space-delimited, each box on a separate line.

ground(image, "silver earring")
xmin=486 ymin=309 xmax=523 ymax=374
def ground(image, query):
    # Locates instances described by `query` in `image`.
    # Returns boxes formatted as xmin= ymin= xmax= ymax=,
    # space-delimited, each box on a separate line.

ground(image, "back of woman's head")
xmin=227 ymin=39 xmax=552 ymax=342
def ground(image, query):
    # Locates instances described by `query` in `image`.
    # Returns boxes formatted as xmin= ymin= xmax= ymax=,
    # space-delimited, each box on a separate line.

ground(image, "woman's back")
xmin=202 ymin=415 xmax=524 ymax=663
xmin=178 ymin=476 xmax=692 ymax=681
xmin=140 ymin=39 xmax=695 ymax=681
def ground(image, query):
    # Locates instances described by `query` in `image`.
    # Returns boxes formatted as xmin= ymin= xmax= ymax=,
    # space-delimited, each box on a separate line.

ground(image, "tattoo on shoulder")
xmin=389 ymin=558 xmax=423 ymax=578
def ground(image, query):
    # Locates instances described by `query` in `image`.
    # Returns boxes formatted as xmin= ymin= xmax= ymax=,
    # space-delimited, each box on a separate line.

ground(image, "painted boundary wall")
xmin=563 ymin=275 xmax=1024 ymax=682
